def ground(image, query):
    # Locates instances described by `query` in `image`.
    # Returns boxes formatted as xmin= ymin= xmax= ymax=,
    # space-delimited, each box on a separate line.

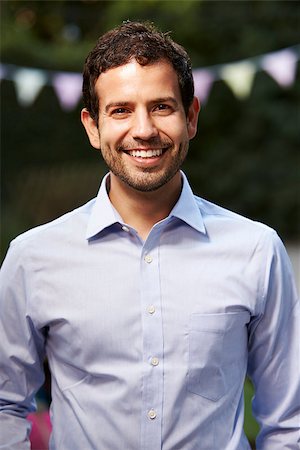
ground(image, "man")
xmin=0 ymin=21 xmax=299 ymax=450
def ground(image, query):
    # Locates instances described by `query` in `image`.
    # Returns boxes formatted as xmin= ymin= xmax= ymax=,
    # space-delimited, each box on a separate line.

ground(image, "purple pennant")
xmin=261 ymin=49 xmax=298 ymax=88
xmin=53 ymin=72 xmax=83 ymax=111
xmin=193 ymin=69 xmax=215 ymax=105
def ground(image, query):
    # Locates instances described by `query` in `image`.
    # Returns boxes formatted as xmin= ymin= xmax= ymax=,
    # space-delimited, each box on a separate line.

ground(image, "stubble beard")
xmin=100 ymin=140 xmax=189 ymax=192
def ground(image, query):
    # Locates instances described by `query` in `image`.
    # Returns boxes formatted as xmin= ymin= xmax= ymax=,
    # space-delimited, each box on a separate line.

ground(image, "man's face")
xmin=82 ymin=59 xmax=199 ymax=192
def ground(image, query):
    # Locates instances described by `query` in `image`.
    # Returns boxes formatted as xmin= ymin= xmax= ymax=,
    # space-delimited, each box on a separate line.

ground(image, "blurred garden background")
xmin=1 ymin=1 xmax=299 ymax=448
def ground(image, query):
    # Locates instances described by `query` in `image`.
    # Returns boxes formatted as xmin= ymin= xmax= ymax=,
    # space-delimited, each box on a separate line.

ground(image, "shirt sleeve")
xmin=247 ymin=230 xmax=300 ymax=450
xmin=0 ymin=240 xmax=46 ymax=449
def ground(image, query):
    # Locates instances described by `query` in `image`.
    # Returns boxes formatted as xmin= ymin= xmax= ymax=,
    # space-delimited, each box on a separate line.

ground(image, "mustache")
xmin=117 ymin=138 xmax=173 ymax=152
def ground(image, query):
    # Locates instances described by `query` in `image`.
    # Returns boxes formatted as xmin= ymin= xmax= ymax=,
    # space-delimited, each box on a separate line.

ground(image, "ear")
xmin=81 ymin=108 xmax=101 ymax=149
xmin=187 ymin=96 xmax=200 ymax=139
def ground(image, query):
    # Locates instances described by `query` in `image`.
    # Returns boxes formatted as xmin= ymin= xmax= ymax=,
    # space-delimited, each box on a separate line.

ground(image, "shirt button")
xmin=151 ymin=357 xmax=159 ymax=366
xmin=122 ymin=225 xmax=130 ymax=232
xmin=148 ymin=409 xmax=157 ymax=420
xmin=144 ymin=254 xmax=153 ymax=264
xmin=147 ymin=305 xmax=155 ymax=314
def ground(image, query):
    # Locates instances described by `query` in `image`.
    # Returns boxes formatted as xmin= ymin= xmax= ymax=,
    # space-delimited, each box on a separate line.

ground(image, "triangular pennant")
xmin=52 ymin=72 xmax=82 ymax=111
xmin=261 ymin=49 xmax=298 ymax=88
xmin=220 ymin=61 xmax=256 ymax=99
xmin=13 ymin=68 xmax=47 ymax=107
xmin=193 ymin=69 xmax=215 ymax=105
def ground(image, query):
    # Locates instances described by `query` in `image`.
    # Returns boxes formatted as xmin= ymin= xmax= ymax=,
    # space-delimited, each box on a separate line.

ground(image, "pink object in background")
xmin=28 ymin=411 xmax=52 ymax=450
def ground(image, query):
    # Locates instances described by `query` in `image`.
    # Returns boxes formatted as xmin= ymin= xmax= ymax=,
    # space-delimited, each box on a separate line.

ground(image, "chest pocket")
xmin=187 ymin=311 xmax=250 ymax=401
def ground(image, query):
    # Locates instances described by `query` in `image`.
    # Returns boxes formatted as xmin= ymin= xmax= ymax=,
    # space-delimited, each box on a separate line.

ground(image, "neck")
xmin=108 ymin=172 xmax=182 ymax=241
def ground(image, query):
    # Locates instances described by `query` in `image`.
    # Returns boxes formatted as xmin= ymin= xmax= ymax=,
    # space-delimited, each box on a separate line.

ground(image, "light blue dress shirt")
xmin=0 ymin=172 xmax=299 ymax=450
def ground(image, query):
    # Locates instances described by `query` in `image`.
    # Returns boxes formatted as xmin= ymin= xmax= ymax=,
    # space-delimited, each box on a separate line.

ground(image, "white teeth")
xmin=128 ymin=149 xmax=163 ymax=158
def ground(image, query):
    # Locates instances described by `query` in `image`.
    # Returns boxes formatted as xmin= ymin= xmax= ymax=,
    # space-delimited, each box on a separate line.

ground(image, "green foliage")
xmin=244 ymin=378 xmax=259 ymax=447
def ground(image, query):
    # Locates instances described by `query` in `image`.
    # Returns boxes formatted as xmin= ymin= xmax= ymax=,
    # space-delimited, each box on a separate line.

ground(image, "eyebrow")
xmin=104 ymin=97 xmax=179 ymax=113
xmin=151 ymin=97 xmax=179 ymax=106
xmin=105 ymin=102 xmax=131 ymax=113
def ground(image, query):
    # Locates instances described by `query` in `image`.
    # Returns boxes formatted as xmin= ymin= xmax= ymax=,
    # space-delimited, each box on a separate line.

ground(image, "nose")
xmin=131 ymin=110 xmax=158 ymax=141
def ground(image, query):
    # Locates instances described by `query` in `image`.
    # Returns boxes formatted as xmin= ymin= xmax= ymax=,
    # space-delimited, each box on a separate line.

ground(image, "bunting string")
xmin=1 ymin=44 xmax=299 ymax=111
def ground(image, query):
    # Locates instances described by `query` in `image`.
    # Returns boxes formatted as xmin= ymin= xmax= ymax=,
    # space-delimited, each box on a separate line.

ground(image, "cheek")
xmin=160 ymin=116 xmax=189 ymax=139
xmin=169 ymin=125 xmax=189 ymax=144
xmin=100 ymin=121 xmax=129 ymax=148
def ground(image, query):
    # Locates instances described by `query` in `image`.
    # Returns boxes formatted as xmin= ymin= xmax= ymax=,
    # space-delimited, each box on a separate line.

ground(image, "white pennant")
xmin=13 ymin=68 xmax=47 ymax=107
xmin=221 ymin=61 xmax=256 ymax=99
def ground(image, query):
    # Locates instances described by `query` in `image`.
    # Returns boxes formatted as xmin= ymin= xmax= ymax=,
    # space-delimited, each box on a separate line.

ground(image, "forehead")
xmin=94 ymin=59 xmax=182 ymax=105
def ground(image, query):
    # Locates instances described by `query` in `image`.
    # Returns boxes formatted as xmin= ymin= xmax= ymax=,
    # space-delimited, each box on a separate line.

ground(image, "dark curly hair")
xmin=82 ymin=21 xmax=194 ymax=122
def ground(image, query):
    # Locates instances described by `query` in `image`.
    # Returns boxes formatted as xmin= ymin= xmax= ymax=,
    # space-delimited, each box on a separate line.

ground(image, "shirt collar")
xmin=86 ymin=171 xmax=206 ymax=240
xmin=169 ymin=171 xmax=206 ymax=234
xmin=85 ymin=173 xmax=120 ymax=239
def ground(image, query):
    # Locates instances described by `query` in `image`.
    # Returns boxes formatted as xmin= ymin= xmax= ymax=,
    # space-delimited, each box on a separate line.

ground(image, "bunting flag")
xmin=13 ymin=68 xmax=47 ymax=107
xmin=193 ymin=69 xmax=215 ymax=105
xmin=0 ymin=44 xmax=299 ymax=110
xmin=261 ymin=48 xmax=298 ymax=88
xmin=220 ymin=61 xmax=256 ymax=99
xmin=52 ymin=72 xmax=82 ymax=111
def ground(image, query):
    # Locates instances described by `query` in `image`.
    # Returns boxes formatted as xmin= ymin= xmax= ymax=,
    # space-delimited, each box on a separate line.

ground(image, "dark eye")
xmin=112 ymin=108 xmax=128 ymax=115
xmin=153 ymin=104 xmax=173 ymax=115
xmin=110 ymin=107 xmax=131 ymax=119
xmin=156 ymin=104 xmax=169 ymax=110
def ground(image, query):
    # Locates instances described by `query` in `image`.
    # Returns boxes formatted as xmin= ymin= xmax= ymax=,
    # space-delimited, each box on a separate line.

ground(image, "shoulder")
xmin=195 ymin=195 xmax=274 ymax=236
xmin=9 ymin=198 xmax=96 ymax=252
xmin=193 ymin=195 xmax=296 ymax=297
xmin=193 ymin=195 xmax=284 ymax=259
xmin=1 ymin=199 xmax=96 ymax=287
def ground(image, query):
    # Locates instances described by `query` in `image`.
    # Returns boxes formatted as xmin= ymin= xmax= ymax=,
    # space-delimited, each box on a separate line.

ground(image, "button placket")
xmin=140 ymin=237 xmax=164 ymax=448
